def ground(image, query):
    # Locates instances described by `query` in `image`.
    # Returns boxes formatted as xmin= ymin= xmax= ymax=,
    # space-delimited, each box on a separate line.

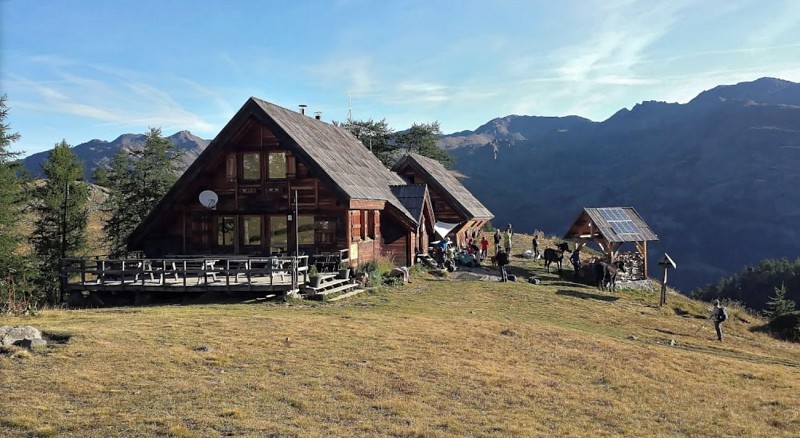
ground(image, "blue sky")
xmin=3 ymin=0 xmax=800 ymax=157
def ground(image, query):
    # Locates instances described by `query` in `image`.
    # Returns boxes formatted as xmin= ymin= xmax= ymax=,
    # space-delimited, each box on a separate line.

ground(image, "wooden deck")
xmin=61 ymin=256 xmax=310 ymax=295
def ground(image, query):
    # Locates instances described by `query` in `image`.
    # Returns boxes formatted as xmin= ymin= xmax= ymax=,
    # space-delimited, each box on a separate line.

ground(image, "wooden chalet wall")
xmin=380 ymin=213 xmax=410 ymax=266
xmin=138 ymin=117 xmax=385 ymax=264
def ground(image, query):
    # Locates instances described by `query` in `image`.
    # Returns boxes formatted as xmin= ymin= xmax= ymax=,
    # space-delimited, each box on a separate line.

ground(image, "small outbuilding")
xmin=393 ymin=153 xmax=493 ymax=247
xmin=563 ymin=207 xmax=659 ymax=278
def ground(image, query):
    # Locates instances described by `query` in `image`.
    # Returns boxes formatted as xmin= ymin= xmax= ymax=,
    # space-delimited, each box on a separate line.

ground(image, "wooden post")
xmin=658 ymin=253 xmax=676 ymax=307
xmin=642 ymin=240 xmax=648 ymax=278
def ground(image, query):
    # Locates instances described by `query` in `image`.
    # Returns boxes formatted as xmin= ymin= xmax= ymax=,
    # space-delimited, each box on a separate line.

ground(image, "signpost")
xmin=658 ymin=253 xmax=676 ymax=306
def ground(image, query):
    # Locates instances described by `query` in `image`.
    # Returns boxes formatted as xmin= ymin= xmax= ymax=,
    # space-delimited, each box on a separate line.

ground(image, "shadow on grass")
xmin=673 ymin=307 xmax=706 ymax=319
xmin=654 ymin=328 xmax=678 ymax=335
xmin=555 ymin=289 xmax=619 ymax=302
xmin=547 ymin=281 xmax=591 ymax=289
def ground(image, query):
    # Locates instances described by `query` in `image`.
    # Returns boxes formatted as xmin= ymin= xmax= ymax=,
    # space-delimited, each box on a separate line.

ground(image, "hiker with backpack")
xmin=709 ymin=299 xmax=728 ymax=341
xmin=496 ymin=248 xmax=510 ymax=282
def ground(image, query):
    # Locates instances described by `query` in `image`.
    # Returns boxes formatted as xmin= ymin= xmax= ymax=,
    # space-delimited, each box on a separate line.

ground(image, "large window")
xmin=242 ymin=152 xmax=261 ymax=181
xmin=268 ymin=152 xmax=286 ymax=179
xmin=226 ymin=154 xmax=236 ymax=181
xmin=298 ymin=215 xmax=315 ymax=245
xmin=242 ymin=216 xmax=262 ymax=246
xmin=270 ymin=216 xmax=288 ymax=254
xmin=217 ymin=216 xmax=235 ymax=246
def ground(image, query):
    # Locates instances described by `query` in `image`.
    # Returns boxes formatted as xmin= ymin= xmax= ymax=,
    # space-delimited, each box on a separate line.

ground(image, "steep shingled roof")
xmin=392 ymin=153 xmax=493 ymax=220
xmin=250 ymin=98 xmax=410 ymax=209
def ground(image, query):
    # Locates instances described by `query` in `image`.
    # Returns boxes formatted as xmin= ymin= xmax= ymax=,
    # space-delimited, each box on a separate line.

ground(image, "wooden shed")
xmin=127 ymin=97 xmax=438 ymax=267
xmin=563 ymin=207 xmax=659 ymax=278
xmin=393 ymin=153 xmax=494 ymax=247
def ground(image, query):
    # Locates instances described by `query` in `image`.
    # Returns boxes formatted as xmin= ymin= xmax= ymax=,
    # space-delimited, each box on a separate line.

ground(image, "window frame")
xmin=241 ymin=152 xmax=261 ymax=181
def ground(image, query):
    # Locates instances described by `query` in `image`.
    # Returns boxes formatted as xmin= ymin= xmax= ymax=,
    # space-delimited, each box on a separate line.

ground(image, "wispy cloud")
xmin=7 ymin=58 xmax=217 ymax=135
xmin=744 ymin=0 xmax=800 ymax=47
xmin=553 ymin=1 xmax=687 ymax=84
xmin=310 ymin=55 xmax=376 ymax=96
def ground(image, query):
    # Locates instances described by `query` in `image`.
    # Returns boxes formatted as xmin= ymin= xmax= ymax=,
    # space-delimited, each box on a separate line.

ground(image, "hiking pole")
xmin=694 ymin=317 xmax=709 ymax=335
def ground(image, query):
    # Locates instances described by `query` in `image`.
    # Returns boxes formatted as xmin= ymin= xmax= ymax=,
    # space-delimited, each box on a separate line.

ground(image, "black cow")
xmin=594 ymin=260 xmax=626 ymax=292
xmin=543 ymin=242 xmax=571 ymax=273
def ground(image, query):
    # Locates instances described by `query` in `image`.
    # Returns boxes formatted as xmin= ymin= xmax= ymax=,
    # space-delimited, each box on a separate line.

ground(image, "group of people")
xmin=439 ymin=224 xmax=731 ymax=342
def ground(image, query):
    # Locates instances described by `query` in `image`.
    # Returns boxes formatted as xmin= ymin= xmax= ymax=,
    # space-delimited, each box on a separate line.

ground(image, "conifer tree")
xmin=0 ymin=95 xmax=35 ymax=313
xmin=394 ymin=121 xmax=455 ymax=167
xmin=100 ymin=128 xmax=183 ymax=256
xmin=338 ymin=119 xmax=397 ymax=167
xmin=30 ymin=140 xmax=89 ymax=304
xmin=766 ymin=283 xmax=797 ymax=319
xmin=98 ymin=149 xmax=136 ymax=256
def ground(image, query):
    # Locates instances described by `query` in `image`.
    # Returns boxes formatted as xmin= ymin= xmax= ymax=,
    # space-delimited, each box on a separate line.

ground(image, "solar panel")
xmin=598 ymin=208 xmax=643 ymax=237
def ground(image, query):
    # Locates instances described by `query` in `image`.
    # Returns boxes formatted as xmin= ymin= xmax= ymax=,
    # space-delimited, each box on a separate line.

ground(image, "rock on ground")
xmin=1 ymin=325 xmax=47 ymax=348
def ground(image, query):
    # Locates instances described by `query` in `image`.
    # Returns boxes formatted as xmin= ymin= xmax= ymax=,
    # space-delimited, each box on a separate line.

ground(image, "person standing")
xmin=710 ymin=299 xmax=728 ymax=341
xmin=532 ymin=234 xmax=540 ymax=259
xmin=503 ymin=227 xmax=512 ymax=254
xmin=480 ymin=235 xmax=489 ymax=261
xmin=493 ymin=229 xmax=502 ymax=255
xmin=496 ymin=248 xmax=510 ymax=282
xmin=570 ymin=249 xmax=581 ymax=278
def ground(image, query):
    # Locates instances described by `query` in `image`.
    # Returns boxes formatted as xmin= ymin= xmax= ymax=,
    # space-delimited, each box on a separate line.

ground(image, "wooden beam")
xmin=349 ymin=199 xmax=385 ymax=210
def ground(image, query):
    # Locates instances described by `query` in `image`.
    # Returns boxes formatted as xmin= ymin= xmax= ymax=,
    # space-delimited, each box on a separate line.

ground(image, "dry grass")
xmin=2 ymin=247 xmax=799 ymax=437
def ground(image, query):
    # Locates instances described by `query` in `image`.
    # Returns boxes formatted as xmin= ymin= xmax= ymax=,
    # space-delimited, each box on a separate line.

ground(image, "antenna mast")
xmin=347 ymin=91 xmax=352 ymax=124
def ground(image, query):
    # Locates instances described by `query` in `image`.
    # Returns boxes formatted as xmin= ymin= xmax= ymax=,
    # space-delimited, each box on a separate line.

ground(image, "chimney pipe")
xmin=298 ymin=104 xmax=307 ymax=115
xmin=314 ymin=111 xmax=322 ymax=120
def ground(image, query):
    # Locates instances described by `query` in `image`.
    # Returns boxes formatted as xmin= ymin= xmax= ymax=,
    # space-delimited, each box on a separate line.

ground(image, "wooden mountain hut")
xmin=127 ymin=97 xmax=435 ymax=267
xmin=563 ymin=207 xmax=659 ymax=278
xmin=392 ymin=153 xmax=493 ymax=247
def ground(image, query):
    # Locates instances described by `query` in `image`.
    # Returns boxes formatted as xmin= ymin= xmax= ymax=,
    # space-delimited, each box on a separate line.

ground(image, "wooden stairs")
xmin=301 ymin=273 xmax=363 ymax=300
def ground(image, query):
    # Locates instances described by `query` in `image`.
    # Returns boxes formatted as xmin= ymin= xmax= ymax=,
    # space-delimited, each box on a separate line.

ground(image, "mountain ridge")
xmin=445 ymin=77 xmax=800 ymax=293
xmin=21 ymin=131 xmax=211 ymax=182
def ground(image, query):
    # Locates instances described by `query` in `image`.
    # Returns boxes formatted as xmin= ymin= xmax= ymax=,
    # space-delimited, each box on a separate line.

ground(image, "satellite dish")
xmin=198 ymin=190 xmax=218 ymax=209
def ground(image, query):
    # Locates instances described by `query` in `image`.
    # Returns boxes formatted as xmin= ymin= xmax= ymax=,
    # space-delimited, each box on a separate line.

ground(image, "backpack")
xmin=717 ymin=307 xmax=728 ymax=322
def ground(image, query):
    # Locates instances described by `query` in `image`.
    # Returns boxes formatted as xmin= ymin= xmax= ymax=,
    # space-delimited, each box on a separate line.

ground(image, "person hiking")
xmin=493 ymin=229 xmax=502 ymax=255
xmin=532 ymin=234 xmax=540 ymax=259
xmin=503 ymin=229 xmax=512 ymax=254
xmin=709 ymin=299 xmax=728 ymax=341
xmin=496 ymin=248 xmax=510 ymax=282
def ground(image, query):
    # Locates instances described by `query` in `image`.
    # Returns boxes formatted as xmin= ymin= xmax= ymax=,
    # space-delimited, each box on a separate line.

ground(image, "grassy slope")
xmin=2 ymin=238 xmax=799 ymax=437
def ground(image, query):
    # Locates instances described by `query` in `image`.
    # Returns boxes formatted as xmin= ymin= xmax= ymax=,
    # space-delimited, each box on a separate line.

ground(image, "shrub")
xmin=356 ymin=255 xmax=395 ymax=287
xmin=765 ymin=311 xmax=800 ymax=342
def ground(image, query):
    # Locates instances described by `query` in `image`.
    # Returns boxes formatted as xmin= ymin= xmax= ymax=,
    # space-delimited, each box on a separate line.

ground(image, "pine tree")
xmin=766 ymin=283 xmax=796 ymax=319
xmin=30 ymin=140 xmax=89 ymax=304
xmin=338 ymin=119 xmax=397 ymax=167
xmin=100 ymin=128 xmax=183 ymax=256
xmin=394 ymin=121 xmax=455 ymax=167
xmin=99 ymin=149 xmax=136 ymax=256
xmin=0 ymin=95 xmax=36 ymax=313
